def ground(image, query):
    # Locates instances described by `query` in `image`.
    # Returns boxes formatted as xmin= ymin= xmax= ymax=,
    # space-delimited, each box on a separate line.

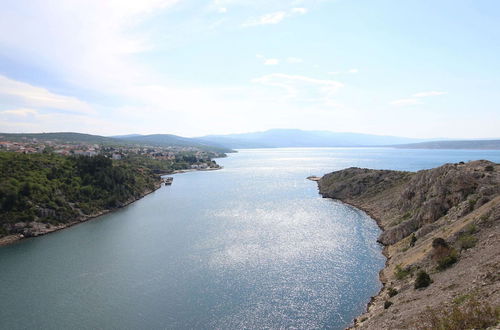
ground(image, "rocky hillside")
xmin=318 ymin=160 xmax=499 ymax=329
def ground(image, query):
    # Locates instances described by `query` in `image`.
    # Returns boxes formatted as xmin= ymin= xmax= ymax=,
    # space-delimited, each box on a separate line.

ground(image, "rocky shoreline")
xmin=0 ymin=181 xmax=162 ymax=247
xmin=169 ymin=166 xmax=222 ymax=175
xmin=316 ymin=160 xmax=499 ymax=329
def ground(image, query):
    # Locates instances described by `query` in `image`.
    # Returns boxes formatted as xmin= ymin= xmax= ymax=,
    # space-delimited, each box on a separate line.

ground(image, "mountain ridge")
xmin=197 ymin=129 xmax=432 ymax=149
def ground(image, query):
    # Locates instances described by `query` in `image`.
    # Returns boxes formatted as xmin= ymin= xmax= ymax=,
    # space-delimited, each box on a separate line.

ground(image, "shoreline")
xmin=315 ymin=161 xmax=500 ymax=329
xmin=167 ymin=166 xmax=222 ymax=175
xmin=0 ymin=182 xmax=162 ymax=247
xmin=0 ymin=166 xmax=224 ymax=247
xmin=313 ymin=181 xmax=389 ymax=329
xmin=325 ymin=198 xmax=390 ymax=329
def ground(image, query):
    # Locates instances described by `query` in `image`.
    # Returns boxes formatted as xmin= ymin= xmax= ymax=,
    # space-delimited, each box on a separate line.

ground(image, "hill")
xmin=0 ymin=132 xmax=117 ymax=144
xmin=115 ymin=134 xmax=232 ymax=153
xmin=197 ymin=129 xmax=426 ymax=149
xmin=317 ymin=160 xmax=499 ymax=329
xmin=0 ymin=132 xmax=232 ymax=153
xmin=393 ymin=139 xmax=500 ymax=150
xmin=0 ymin=152 xmax=161 ymax=242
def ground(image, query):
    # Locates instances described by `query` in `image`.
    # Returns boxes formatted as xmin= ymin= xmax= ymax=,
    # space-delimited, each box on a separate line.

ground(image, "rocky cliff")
xmin=318 ymin=160 xmax=499 ymax=329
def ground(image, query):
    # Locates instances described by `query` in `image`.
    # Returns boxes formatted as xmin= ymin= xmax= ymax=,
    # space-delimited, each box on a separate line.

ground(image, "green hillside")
xmin=0 ymin=152 xmax=160 ymax=237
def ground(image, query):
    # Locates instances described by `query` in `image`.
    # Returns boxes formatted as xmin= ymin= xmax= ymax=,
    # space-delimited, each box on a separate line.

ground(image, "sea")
xmin=1 ymin=148 xmax=499 ymax=329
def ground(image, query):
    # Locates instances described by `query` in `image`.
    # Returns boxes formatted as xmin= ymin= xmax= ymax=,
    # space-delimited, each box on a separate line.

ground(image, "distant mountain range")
xmin=2 ymin=130 xmax=499 ymax=151
xmin=392 ymin=140 xmax=500 ymax=150
xmin=196 ymin=129 xmax=429 ymax=149
xmin=114 ymin=134 xmax=232 ymax=152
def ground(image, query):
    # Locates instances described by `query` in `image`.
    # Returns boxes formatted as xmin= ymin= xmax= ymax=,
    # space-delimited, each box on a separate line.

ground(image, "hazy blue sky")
xmin=0 ymin=0 xmax=499 ymax=138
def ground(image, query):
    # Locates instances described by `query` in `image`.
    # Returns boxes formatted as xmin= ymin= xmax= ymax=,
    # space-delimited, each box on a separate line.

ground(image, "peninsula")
xmin=0 ymin=133 xmax=225 ymax=245
xmin=317 ymin=160 xmax=499 ymax=329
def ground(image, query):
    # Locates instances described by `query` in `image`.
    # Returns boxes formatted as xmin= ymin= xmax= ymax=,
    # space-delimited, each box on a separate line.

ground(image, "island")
xmin=316 ymin=160 xmax=499 ymax=329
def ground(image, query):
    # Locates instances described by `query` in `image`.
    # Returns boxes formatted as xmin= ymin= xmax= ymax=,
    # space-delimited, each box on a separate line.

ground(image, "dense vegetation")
xmin=124 ymin=152 xmax=218 ymax=174
xmin=0 ymin=152 xmax=161 ymax=237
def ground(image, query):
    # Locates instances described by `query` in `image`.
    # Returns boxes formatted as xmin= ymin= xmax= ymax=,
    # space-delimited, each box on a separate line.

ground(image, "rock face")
xmin=318 ymin=160 xmax=500 ymax=329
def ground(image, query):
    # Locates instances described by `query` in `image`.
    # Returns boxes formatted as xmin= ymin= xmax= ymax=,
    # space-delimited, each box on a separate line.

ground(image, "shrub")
xmin=436 ymin=249 xmax=458 ymax=271
xmin=458 ymin=234 xmax=478 ymax=250
xmin=409 ymin=233 xmax=417 ymax=247
xmin=395 ymin=264 xmax=412 ymax=280
xmin=452 ymin=294 xmax=472 ymax=305
xmin=414 ymin=270 xmax=431 ymax=289
xmin=432 ymin=237 xmax=448 ymax=249
xmin=485 ymin=165 xmax=494 ymax=172
xmin=384 ymin=301 xmax=393 ymax=309
xmin=464 ymin=223 xmax=477 ymax=234
xmin=387 ymin=287 xmax=398 ymax=297
xmin=432 ymin=237 xmax=452 ymax=261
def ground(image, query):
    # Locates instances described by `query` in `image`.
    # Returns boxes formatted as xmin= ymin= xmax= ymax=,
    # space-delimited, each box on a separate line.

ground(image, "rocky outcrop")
xmin=318 ymin=160 xmax=500 ymax=329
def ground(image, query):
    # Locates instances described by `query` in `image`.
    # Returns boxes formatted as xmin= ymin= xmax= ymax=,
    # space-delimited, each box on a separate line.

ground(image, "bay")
xmin=1 ymin=148 xmax=499 ymax=329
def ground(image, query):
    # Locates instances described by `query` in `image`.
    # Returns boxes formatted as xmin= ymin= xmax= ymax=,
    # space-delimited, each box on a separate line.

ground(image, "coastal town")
xmin=0 ymin=135 xmax=223 ymax=170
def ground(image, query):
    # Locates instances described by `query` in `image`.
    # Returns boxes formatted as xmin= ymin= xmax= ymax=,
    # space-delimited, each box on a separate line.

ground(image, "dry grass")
xmin=414 ymin=297 xmax=499 ymax=330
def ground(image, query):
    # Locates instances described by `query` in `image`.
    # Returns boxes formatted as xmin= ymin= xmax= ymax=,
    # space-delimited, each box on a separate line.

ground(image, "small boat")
xmin=163 ymin=177 xmax=174 ymax=185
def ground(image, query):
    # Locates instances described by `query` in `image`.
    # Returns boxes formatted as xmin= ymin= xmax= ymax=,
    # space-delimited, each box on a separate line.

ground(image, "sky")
xmin=0 ymin=0 xmax=499 ymax=138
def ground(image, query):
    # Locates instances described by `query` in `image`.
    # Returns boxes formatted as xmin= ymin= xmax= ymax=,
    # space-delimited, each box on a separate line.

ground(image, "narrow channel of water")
xmin=1 ymin=148 xmax=499 ymax=329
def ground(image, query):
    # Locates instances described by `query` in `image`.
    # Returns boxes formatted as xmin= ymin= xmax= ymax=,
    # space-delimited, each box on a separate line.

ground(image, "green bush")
xmin=387 ymin=287 xmax=398 ymax=297
xmin=414 ymin=270 xmax=431 ymax=289
xmin=436 ymin=250 xmax=458 ymax=271
xmin=409 ymin=233 xmax=417 ymax=247
xmin=432 ymin=237 xmax=449 ymax=249
xmin=394 ymin=264 xmax=412 ymax=280
xmin=458 ymin=234 xmax=478 ymax=250
xmin=384 ymin=301 xmax=393 ymax=309
xmin=464 ymin=223 xmax=477 ymax=234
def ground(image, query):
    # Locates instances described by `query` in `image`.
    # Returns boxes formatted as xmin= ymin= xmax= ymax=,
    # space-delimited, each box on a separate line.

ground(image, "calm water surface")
xmin=1 ymin=148 xmax=500 ymax=329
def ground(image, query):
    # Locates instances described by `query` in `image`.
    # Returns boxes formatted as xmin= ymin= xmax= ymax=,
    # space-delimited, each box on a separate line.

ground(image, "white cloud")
xmin=218 ymin=7 xmax=228 ymax=13
xmin=264 ymin=58 xmax=280 ymax=65
xmin=0 ymin=0 xmax=181 ymax=90
xmin=413 ymin=91 xmax=447 ymax=98
xmin=390 ymin=98 xmax=422 ymax=106
xmin=290 ymin=7 xmax=308 ymax=15
xmin=252 ymin=73 xmax=343 ymax=106
xmin=391 ymin=90 xmax=447 ymax=106
xmin=0 ymin=108 xmax=38 ymax=117
xmin=256 ymin=54 xmax=280 ymax=65
xmin=242 ymin=6 xmax=308 ymax=27
xmin=328 ymin=68 xmax=359 ymax=75
xmin=0 ymin=75 xmax=95 ymax=114
xmin=243 ymin=11 xmax=287 ymax=26
xmin=257 ymin=55 xmax=303 ymax=65
xmin=287 ymin=57 xmax=303 ymax=63
xmin=0 ymin=111 xmax=118 ymax=134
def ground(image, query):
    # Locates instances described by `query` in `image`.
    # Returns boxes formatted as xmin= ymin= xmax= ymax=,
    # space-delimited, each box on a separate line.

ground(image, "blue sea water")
xmin=0 ymin=148 xmax=499 ymax=329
